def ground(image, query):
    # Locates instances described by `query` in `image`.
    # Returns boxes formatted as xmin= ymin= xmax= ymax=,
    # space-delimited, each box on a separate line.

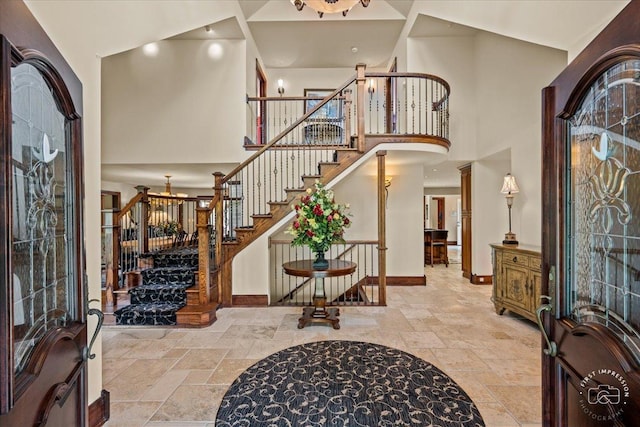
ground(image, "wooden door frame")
xmin=459 ymin=164 xmax=472 ymax=280
xmin=256 ymin=59 xmax=267 ymax=145
xmin=542 ymin=2 xmax=640 ymax=425
xmin=433 ymin=197 xmax=445 ymax=230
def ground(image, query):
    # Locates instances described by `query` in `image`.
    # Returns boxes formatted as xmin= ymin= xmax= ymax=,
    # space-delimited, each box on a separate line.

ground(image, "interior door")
xmin=541 ymin=3 xmax=640 ymax=425
xmin=459 ymin=164 xmax=472 ymax=279
xmin=434 ymin=197 xmax=445 ymax=230
xmin=0 ymin=7 xmax=90 ymax=425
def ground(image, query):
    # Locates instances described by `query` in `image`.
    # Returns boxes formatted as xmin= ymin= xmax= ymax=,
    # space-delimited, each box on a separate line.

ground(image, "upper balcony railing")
xmin=246 ymin=68 xmax=450 ymax=149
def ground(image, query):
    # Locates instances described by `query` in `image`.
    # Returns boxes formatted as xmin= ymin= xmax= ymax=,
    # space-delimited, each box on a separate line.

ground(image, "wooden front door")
xmin=0 ymin=3 xmax=91 ymax=426
xmin=541 ymin=2 xmax=640 ymax=425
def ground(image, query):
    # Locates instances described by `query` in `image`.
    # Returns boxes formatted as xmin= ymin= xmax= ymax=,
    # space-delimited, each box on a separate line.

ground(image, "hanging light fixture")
xmin=292 ymin=0 xmax=370 ymax=18
xmin=156 ymin=175 xmax=188 ymax=201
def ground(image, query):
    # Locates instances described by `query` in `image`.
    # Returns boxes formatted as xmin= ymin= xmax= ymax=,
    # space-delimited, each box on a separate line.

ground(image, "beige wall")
xmin=102 ymin=39 xmax=247 ymax=164
xmin=473 ymin=32 xmax=566 ymax=266
xmin=407 ymin=36 xmax=477 ymax=161
xmin=407 ymin=31 xmax=566 ymax=276
xmin=265 ymin=68 xmax=355 ymax=98
xmin=233 ymin=150 xmax=429 ymax=295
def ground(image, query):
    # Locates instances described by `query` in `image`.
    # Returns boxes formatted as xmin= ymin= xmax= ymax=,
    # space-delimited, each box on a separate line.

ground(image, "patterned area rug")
xmin=216 ymin=340 xmax=485 ymax=426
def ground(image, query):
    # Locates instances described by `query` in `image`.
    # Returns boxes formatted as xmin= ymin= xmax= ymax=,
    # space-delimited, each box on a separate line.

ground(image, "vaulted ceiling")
xmin=25 ymin=0 xmax=630 ymax=190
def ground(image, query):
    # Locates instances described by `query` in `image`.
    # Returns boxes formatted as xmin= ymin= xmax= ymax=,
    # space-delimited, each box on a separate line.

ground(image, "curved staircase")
xmin=114 ymin=247 xmax=198 ymax=325
xmin=104 ymin=65 xmax=451 ymax=327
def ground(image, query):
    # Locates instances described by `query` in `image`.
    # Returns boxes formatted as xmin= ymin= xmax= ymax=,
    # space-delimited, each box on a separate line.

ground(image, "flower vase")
xmin=312 ymin=251 xmax=329 ymax=270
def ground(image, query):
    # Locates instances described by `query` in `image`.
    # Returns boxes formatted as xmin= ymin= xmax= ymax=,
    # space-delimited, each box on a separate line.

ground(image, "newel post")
xmin=136 ymin=185 xmax=150 ymax=256
xmin=196 ymin=202 xmax=211 ymax=305
xmin=376 ymin=150 xmax=387 ymax=305
xmin=355 ymin=63 xmax=366 ymax=153
xmin=106 ymin=206 xmax=121 ymax=304
xmin=213 ymin=172 xmax=226 ymax=305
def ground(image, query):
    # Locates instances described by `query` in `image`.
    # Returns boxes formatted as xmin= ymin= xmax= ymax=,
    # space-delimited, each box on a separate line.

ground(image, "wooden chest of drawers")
xmin=490 ymin=244 xmax=542 ymax=323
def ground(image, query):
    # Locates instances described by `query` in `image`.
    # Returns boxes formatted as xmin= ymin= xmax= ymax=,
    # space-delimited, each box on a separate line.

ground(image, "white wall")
xmin=408 ymin=31 xmax=565 ymax=276
xmin=407 ymin=36 xmax=477 ymax=161
xmin=233 ymin=152 xmax=427 ymax=295
xmin=266 ymin=67 xmax=355 ymax=98
xmin=473 ymin=32 xmax=566 ymax=260
xmin=472 ymin=152 xmax=511 ymax=276
xmin=333 ymin=158 xmax=425 ymax=277
xmin=101 ymin=39 xmax=247 ymax=164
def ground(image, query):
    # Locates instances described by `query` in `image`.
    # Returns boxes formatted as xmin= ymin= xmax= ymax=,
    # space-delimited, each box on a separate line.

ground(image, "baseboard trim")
xmin=367 ymin=276 xmax=426 ymax=286
xmin=232 ymin=294 xmax=269 ymax=306
xmin=89 ymin=389 xmax=110 ymax=427
xmin=470 ymin=274 xmax=492 ymax=285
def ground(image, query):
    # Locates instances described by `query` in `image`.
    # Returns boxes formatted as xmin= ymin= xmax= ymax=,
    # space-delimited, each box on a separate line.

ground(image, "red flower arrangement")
xmin=286 ymin=181 xmax=351 ymax=256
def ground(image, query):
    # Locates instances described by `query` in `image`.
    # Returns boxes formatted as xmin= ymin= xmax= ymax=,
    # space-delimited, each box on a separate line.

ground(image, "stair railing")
xmin=103 ymin=186 xmax=201 ymax=304
xmin=206 ymin=64 xmax=451 ymax=307
xmin=269 ymin=240 xmax=380 ymax=306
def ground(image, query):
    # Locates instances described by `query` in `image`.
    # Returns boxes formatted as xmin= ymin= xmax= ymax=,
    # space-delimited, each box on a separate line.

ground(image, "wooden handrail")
xmin=115 ymin=192 xmax=144 ymax=222
xmin=365 ymin=71 xmax=450 ymax=111
xmin=221 ymin=74 xmax=357 ymax=186
xmin=247 ymin=95 xmax=346 ymax=102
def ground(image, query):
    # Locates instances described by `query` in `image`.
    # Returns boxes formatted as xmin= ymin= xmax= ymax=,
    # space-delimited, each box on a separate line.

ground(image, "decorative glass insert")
xmin=567 ymin=59 xmax=640 ymax=358
xmin=11 ymin=63 xmax=75 ymax=374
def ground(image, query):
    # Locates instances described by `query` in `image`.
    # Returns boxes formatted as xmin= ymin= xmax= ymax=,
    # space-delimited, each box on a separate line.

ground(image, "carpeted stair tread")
xmin=141 ymin=267 xmax=196 ymax=286
xmin=129 ymin=283 xmax=192 ymax=305
xmin=114 ymin=302 xmax=183 ymax=325
xmin=151 ymin=248 xmax=199 ymax=268
xmin=114 ymin=246 xmax=198 ymax=326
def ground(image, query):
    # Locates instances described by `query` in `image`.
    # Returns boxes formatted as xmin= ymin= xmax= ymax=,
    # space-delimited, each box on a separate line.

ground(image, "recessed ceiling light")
xmin=351 ymin=46 xmax=358 ymax=53
xmin=432 ymin=168 xmax=438 ymax=172
xmin=142 ymin=42 xmax=159 ymax=57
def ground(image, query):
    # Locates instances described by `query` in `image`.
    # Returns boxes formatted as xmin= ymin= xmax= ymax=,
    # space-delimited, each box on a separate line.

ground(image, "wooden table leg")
xmin=297 ymin=277 xmax=340 ymax=329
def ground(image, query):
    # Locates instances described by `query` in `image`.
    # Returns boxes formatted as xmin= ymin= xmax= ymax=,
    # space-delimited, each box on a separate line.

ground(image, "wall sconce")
xmin=277 ymin=79 xmax=285 ymax=96
xmin=368 ymin=78 xmax=376 ymax=95
xmin=384 ymin=176 xmax=392 ymax=208
xmin=500 ymin=173 xmax=520 ymax=245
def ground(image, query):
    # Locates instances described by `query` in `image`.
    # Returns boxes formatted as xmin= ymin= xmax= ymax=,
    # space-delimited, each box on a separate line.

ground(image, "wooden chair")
xmin=425 ymin=229 xmax=449 ymax=267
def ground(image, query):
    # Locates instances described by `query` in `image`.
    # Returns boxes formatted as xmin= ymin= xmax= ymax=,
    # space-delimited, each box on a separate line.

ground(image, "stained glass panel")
xmin=11 ymin=63 xmax=74 ymax=375
xmin=567 ymin=59 xmax=640 ymax=358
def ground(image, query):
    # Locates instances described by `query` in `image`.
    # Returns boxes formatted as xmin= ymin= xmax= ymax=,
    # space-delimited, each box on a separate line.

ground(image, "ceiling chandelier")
xmin=292 ymin=0 xmax=371 ymax=18
xmin=160 ymin=175 xmax=188 ymax=197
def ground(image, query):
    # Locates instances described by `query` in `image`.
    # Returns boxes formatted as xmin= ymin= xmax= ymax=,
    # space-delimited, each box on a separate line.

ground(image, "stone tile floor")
xmin=102 ymin=260 xmax=542 ymax=426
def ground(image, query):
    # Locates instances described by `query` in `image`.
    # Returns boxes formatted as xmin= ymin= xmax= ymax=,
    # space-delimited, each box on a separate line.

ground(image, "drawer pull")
xmin=512 ymin=256 xmax=518 ymax=263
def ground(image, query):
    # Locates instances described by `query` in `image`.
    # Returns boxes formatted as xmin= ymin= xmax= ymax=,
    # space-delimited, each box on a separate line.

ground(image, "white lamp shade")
xmin=500 ymin=173 xmax=520 ymax=194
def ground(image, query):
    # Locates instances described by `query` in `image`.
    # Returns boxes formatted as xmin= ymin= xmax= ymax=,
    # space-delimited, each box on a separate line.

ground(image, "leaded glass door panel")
xmin=541 ymin=4 xmax=640 ymax=425
xmin=0 ymin=18 xmax=88 ymax=426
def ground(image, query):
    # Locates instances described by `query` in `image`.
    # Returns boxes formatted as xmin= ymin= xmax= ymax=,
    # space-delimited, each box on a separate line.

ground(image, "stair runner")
xmin=114 ymin=247 xmax=198 ymax=325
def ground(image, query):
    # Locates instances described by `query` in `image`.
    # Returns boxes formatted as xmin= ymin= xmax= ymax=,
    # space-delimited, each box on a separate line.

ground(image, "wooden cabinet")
xmin=490 ymin=244 xmax=542 ymax=322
